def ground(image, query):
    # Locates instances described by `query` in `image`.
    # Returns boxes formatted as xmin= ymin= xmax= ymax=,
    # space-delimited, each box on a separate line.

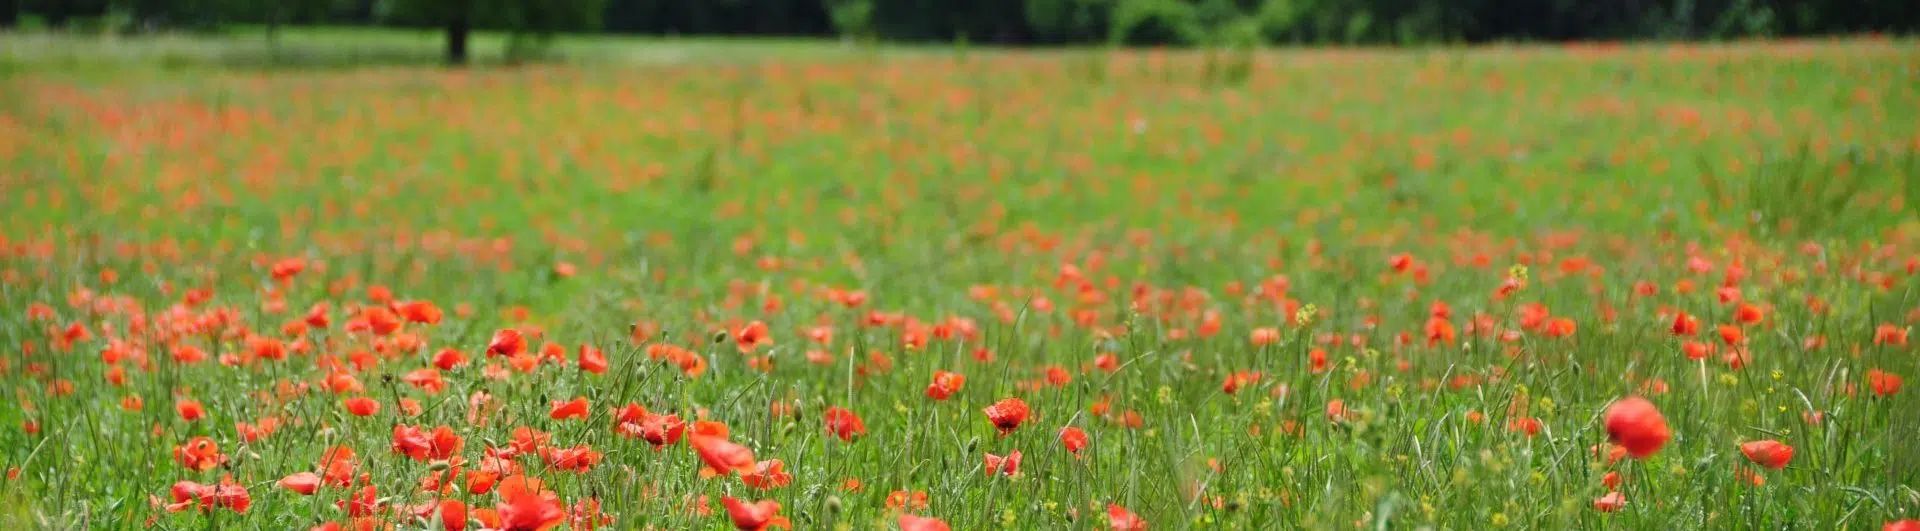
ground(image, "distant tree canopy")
xmin=10 ymin=0 xmax=1919 ymax=57
xmin=381 ymin=0 xmax=608 ymax=63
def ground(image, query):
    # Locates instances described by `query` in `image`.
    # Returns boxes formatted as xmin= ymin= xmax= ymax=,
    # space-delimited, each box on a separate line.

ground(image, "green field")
xmin=2 ymin=29 xmax=1918 ymax=530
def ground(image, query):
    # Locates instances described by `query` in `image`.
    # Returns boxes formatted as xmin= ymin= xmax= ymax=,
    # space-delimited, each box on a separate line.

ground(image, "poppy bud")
xmin=781 ymin=422 xmax=796 ymax=435
xmin=711 ymin=331 xmax=728 ymax=344
xmin=429 ymin=460 xmax=451 ymax=471
xmin=824 ymin=496 xmax=842 ymax=514
xmin=966 ymin=436 xmax=979 ymax=453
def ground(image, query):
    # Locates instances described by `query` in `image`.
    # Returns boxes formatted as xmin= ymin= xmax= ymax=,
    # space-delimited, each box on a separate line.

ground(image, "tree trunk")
xmin=446 ymin=12 xmax=470 ymax=65
xmin=266 ymin=8 xmax=280 ymax=49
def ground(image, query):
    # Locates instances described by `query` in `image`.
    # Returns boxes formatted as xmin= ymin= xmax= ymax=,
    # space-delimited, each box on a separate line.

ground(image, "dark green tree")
xmin=1024 ymin=0 xmax=1111 ymax=42
xmin=24 ymin=0 xmax=108 ymax=28
xmin=382 ymin=0 xmax=606 ymax=64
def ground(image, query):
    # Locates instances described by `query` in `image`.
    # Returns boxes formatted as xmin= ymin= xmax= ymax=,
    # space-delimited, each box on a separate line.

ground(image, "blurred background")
xmin=3 ymin=0 xmax=1918 ymax=66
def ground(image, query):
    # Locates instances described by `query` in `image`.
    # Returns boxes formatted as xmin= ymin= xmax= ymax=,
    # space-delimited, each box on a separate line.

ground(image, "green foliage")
xmin=377 ymin=0 xmax=605 ymax=62
xmin=1108 ymin=0 xmax=1201 ymax=45
xmin=1707 ymin=144 xmax=1916 ymax=239
xmin=20 ymin=0 xmax=108 ymax=28
xmin=825 ymin=0 xmax=875 ymax=41
xmin=1024 ymin=0 xmax=1110 ymax=42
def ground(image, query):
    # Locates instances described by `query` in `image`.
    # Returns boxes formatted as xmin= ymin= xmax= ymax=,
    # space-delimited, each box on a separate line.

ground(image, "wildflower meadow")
xmin=2 ymin=34 xmax=1919 ymax=530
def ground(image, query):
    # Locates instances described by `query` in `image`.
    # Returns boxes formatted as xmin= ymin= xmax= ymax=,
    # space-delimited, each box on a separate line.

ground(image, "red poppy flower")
xmin=549 ymin=397 xmax=589 ymax=420
xmin=983 ymin=398 xmax=1029 ymax=436
xmin=394 ymin=300 xmax=442 ymax=324
xmin=1388 ymin=253 xmax=1414 ymax=272
xmin=1507 ymin=417 xmax=1542 ymax=437
xmin=270 ymin=257 xmax=305 ymax=281
xmin=1590 ymin=443 xmax=1627 ymax=465
xmin=343 ymin=396 xmax=380 ymax=416
xmin=1740 ymin=440 xmax=1793 ymax=469
xmin=1875 ymin=324 xmax=1910 ymax=346
xmin=319 ymin=446 xmax=357 ymax=486
xmin=1671 ymin=311 xmax=1698 ymax=336
xmin=393 ymin=424 xmax=433 ymax=460
xmin=1221 ymin=371 xmax=1261 ymax=394
xmin=1045 ymin=366 xmax=1071 ymax=386
xmin=741 ymin=459 xmax=792 ymax=489
xmin=692 ymin=436 xmax=757 ymax=477
xmin=437 ymin=499 xmax=468 ymax=531
xmin=487 ymin=329 xmax=526 ymax=358
xmin=611 ymin=403 xmax=647 ymax=437
xmin=340 ymin=484 xmax=382 ymax=517
xmin=177 ymin=399 xmax=206 ymax=422
xmin=507 ymin=427 xmax=551 ymax=456
xmin=540 ymin=444 xmax=602 ymax=472
xmin=1424 ymin=317 xmax=1457 ymax=346
xmin=899 ymin=514 xmax=952 ymax=531
xmin=1682 ymin=341 xmax=1713 ymax=360
xmin=885 ymin=490 xmax=929 ymax=511
xmin=433 ymin=348 xmax=468 ymax=370
xmin=1107 ymin=504 xmax=1147 ymax=530
xmin=984 ymin=450 xmax=1022 ymax=477
xmin=402 ymin=368 xmax=446 ymax=394
xmin=305 ymin=303 xmax=332 ymax=328
xmin=496 ymin=485 xmax=565 ymax=531
xmin=823 ymin=406 xmax=867 ymax=442
xmin=734 ymin=321 xmax=772 ymax=354
xmin=1059 ymin=426 xmax=1089 ymax=456
xmin=578 ymin=345 xmax=608 ymax=375
xmin=1250 ymin=327 xmax=1280 ymax=346
xmin=172 ymin=436 xmax=226 ymax=471
xmin=721 ymin=497 xmax=791 ymax=531
xmin=1592 ymin=491 xmax=1625 ymax=512
xmin=362 ymin=306 xmax=402 ymax=335
xmin=926 ymin=370 xmax=966 ymax=401
xmin=1868 ymin=369 xmax=1904 ymax=397
xmin=167 ymin=477 xmax=251 ymax=514
xmin=638 ymin=412 xmax=686 ymax=450
xmin=1717 ymin=324 xmax=1743 ymax=346
xmin=278 ymin=472 xmax=321 ymax=495
xmin=1602 ymin=396 xmax=1670 ymax=458
xmin=1325 ymin=399 xmax=1348 ymax=423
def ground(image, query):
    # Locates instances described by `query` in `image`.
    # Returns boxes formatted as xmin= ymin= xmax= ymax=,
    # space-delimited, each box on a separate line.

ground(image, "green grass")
xmin=0 ymin=33 xmax=1917 ymax=530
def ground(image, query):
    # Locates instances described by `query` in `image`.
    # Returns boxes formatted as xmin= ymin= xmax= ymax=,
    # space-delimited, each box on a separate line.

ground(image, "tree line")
xmin=8 ymin=0 xmax=1917 ymax=62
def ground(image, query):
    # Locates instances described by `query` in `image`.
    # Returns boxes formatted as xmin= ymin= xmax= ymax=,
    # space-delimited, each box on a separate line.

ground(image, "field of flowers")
xmin=2 ymin=37 xmax=1918 ymax=530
